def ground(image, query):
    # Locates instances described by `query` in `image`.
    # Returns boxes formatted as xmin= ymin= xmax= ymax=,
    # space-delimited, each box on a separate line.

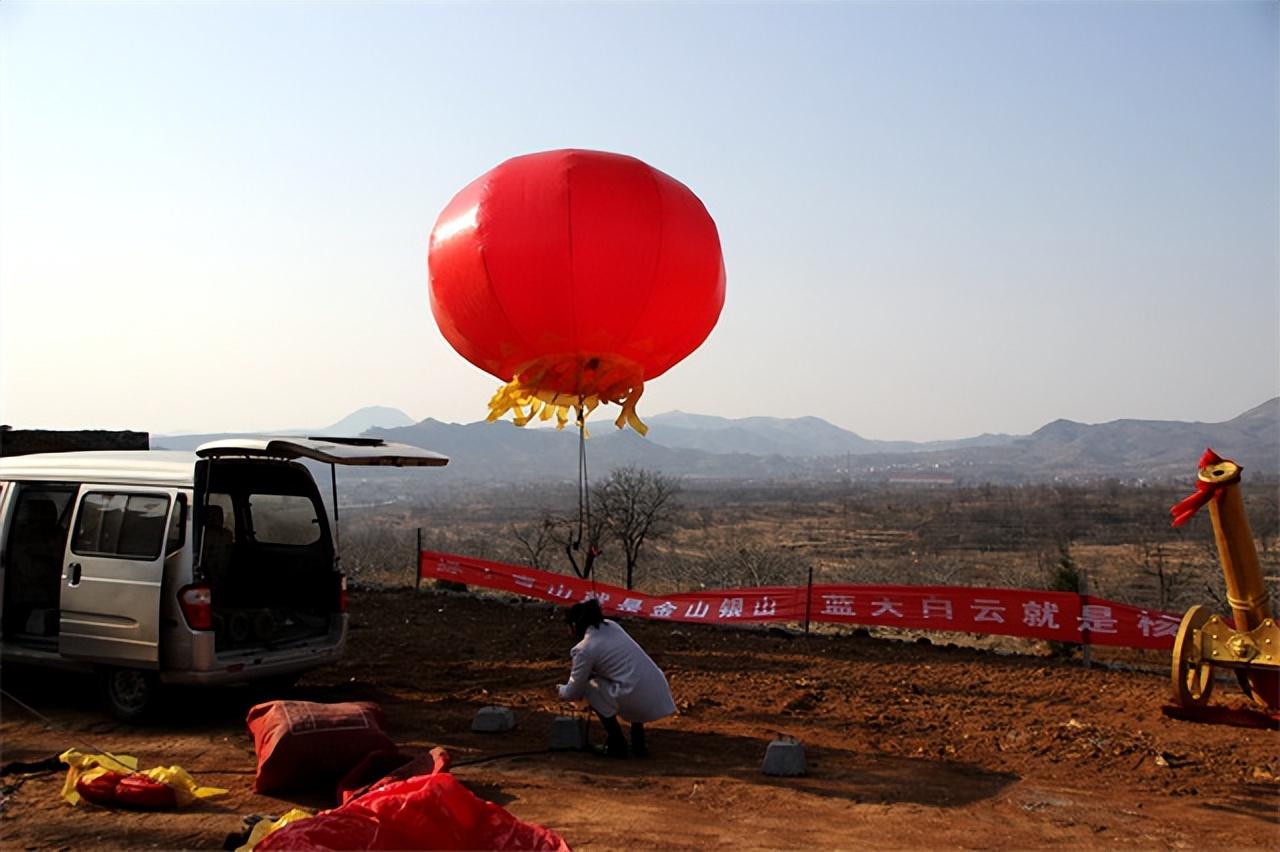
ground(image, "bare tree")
xmin=1135 ymin=533 xmax=1173 ymax=610
xmin=698 ymin=544 xmax=802 ymax=589
xmin=541 ymin=509 xmax=609 ymax=580
xmin=511 ymin=516 xmax=558 ymax=571
xmin=507 ymin=495 xmax=613 ymax=581
xmin=597 ymin=466 xmax=682 ymax=590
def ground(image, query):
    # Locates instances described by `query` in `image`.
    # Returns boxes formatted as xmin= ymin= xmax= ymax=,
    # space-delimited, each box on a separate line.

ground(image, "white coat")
xmin=558 ymin=619 xmax=676 ymax=724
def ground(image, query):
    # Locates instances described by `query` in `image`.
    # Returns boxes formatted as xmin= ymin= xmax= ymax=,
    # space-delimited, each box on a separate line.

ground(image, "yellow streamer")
xmin=486 ymin=353 xmax=649 ymax=435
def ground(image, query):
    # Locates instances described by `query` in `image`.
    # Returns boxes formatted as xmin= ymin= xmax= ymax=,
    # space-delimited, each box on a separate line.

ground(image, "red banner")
xmin=419 ymin=550 xmax=1182 ymax=650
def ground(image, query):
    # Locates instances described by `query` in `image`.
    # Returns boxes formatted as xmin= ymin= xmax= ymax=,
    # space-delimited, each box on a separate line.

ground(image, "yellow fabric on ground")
xmin=235 ymin=808 xmax=314 ymax=851
xmin=58 ymin=748 xmax=227 ymax=807
xmin=59 ymin=749 xmax=138 ymax=806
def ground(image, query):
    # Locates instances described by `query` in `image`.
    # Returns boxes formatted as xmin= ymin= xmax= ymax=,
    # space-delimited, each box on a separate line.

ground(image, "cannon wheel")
xmin=1171 ymin=605 xmax=1215 ymax=707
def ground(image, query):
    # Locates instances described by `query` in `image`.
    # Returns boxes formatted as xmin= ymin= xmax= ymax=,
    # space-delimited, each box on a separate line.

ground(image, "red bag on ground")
xmin=257 ymin=750 xmax=570 ymax=851
xmin=115 ymin=773 xmax=180 ymax=808
xmin=75 ymin=771 xmax=128 ymax=806
xmin=247 ymin=701 xmax=396 ymax=794
xmin=75 ymin=771 xmax=179 ymax=809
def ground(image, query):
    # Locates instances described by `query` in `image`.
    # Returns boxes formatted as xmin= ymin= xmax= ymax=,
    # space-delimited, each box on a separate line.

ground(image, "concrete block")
xmin=762 ymin=735 xmax=806 ymax=776
xmin=471 ymin=705 xmax=516 ymax=733
xmin=548 ymin=715 xmax=587 ymax=751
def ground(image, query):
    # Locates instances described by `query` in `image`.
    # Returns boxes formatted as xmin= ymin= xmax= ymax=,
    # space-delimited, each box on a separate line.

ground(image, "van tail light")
xmin=338 ymin=575 xmax=348 ymax=613
xmin=178 ymin=584 xmax=213 ymax=631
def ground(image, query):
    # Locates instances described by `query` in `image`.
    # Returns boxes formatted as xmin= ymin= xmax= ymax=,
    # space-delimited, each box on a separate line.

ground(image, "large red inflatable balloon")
xmin=428 ymin=149 xmax=725 ymax=434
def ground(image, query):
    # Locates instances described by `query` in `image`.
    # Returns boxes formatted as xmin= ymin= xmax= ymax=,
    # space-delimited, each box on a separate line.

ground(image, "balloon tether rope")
xmin=572 ymin=397 xmax=599 ymax=591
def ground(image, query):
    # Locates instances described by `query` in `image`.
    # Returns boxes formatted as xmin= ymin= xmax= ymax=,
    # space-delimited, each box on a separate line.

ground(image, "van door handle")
xmin=67 ymin=563 xmax=82 ymax=587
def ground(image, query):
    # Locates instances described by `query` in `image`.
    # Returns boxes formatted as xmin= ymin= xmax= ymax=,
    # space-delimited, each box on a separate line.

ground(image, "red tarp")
xmin=256 ymin=748 xmax=569 ymax=851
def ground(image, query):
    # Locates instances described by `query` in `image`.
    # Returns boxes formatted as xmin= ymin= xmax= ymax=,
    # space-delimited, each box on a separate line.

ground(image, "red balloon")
xmin=428 ymin=149 xmax=725 ymax=433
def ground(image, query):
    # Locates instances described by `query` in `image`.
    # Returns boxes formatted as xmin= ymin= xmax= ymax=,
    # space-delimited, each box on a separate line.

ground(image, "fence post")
xmin=415 ymin=528 xmax=422 ymax=591
xmin=803 ymin=563 xmax=814 ymax=635
xmin=1079 ymin=562 xmax=1091 ymax=669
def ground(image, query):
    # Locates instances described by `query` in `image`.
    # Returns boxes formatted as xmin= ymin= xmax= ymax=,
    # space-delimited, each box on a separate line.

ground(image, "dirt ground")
xmin=2 ymin=587 xmax=1277 ymax=850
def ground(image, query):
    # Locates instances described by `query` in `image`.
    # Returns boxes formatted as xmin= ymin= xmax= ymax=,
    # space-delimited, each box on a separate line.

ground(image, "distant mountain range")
xmin=640 ymin=411 xmax=1016 ymax=456
xmin=155 ymin=399 xmax=1278 ymax=486
xmin=977 ymin=398 xmax=1279 ymax=481
xmin=154 ymin=406 xmax=416 ymax=451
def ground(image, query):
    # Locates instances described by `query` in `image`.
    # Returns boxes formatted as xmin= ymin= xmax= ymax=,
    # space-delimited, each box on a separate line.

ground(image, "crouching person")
xmin=558 ymin=599 xmax=676 ymax=758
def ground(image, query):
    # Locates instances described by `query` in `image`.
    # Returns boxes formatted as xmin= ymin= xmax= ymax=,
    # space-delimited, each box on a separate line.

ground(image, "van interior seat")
xmin=201 ymin=504 xmax=234 ymax=589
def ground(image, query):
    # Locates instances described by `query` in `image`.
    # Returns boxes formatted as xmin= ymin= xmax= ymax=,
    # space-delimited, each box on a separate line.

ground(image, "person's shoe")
xmin=585 ymin=738 xmax=629 ymax=758
xmin=604 ymin=734 xmax=630 ymax=758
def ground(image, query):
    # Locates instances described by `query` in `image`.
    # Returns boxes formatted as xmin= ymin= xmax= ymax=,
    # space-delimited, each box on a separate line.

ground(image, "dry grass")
xmin=337 ymin=480 xmax=1279 ymax=623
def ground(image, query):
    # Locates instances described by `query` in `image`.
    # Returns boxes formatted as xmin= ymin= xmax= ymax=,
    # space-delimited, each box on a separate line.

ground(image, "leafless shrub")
xmin=339 ymin=517 xmax=415 ymax=587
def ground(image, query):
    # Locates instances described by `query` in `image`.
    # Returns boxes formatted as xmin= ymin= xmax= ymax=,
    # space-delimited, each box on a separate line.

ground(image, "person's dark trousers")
xmin=631 ymin=722 xmax=648 ymax=758
xmin=595 ymin=712 xmax=629 ymax=757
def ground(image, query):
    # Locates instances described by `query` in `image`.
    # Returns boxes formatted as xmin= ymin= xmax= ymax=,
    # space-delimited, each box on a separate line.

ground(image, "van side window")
xmin=72 ymin=493 xmax=171 ymax=560
xmin=247 ymin=494 xmax=321 ymax=545
xmin=166 ymin=494 xmax=187 ymax=556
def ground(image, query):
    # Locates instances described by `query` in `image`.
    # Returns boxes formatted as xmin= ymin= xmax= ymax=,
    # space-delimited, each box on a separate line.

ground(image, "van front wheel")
xmin=99 ymin=668 xmax=158 ymax=722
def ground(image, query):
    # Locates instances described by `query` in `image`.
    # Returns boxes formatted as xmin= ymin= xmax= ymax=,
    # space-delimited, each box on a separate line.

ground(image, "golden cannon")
xmin=1170 ymin=451 xmax=1279 ymax=711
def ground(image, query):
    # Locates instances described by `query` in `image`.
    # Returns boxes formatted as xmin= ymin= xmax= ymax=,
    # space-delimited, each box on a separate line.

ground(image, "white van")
xmin=0 ymin=437 xmax=446 ymax=719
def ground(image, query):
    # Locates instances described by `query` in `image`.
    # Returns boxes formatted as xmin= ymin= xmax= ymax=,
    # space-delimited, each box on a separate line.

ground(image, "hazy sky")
xmin=2 ymin=1 xmax=1276 ymax=441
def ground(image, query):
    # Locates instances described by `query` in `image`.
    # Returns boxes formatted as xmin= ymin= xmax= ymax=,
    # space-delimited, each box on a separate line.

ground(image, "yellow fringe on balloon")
xmin=486 ymin=355 xmax=648 ymax=435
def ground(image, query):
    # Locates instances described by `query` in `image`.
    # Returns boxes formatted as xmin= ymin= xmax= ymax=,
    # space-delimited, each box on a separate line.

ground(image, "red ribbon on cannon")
xmin=1169 ymin=448 xmax=1228 ymax=527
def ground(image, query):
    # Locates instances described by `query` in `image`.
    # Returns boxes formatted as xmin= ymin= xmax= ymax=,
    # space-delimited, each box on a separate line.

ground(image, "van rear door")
xmin=59 ymin=485 xmax=178 ymax=667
